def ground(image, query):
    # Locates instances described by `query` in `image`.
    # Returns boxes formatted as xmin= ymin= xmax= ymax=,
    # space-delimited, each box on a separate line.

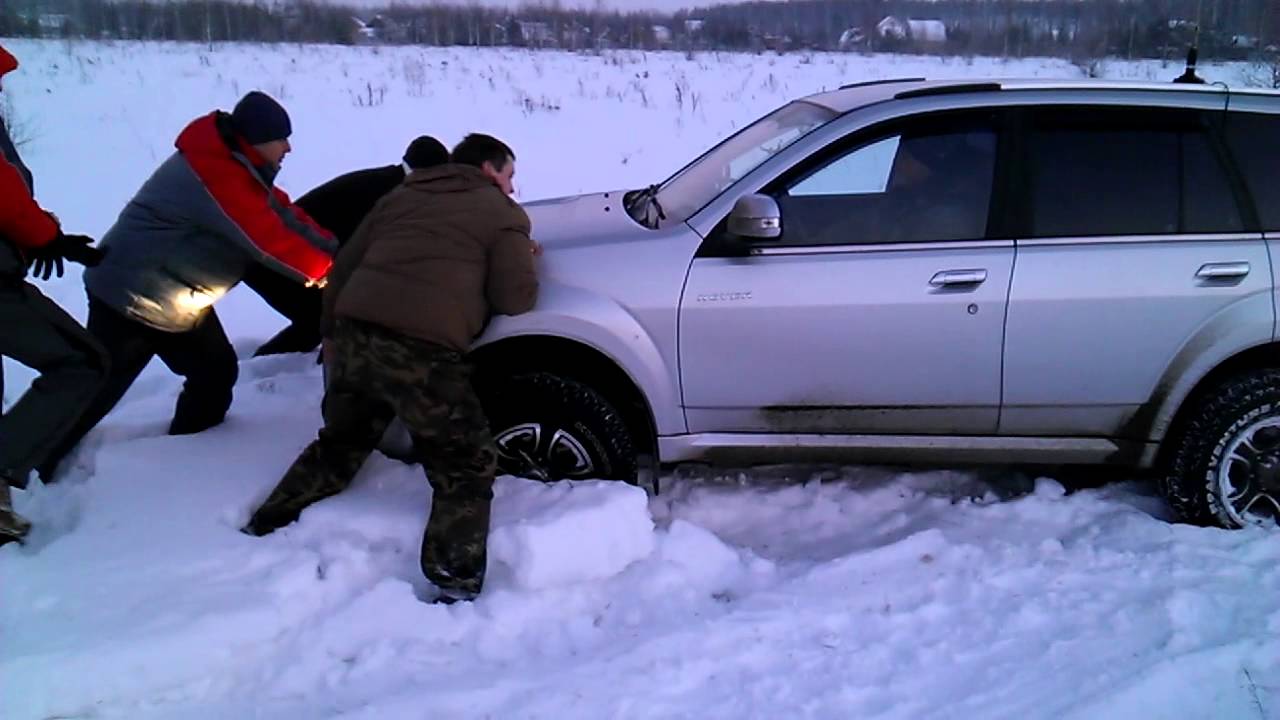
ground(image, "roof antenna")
xmin=1174 ymin=45 xmax=1206 ymax=84
xmin=1174 ymin=0 xmax=1206 ymax=84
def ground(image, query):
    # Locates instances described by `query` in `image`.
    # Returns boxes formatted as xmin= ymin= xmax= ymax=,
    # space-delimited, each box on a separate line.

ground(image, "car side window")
xmin=1182 ymin=128 xmax=1246 ymax=234
xmin=1223 ymin=111 xmax=1280 ymax=232
xmin=774 ymin=116 xmax=998 ymax=247
xmin=1025 ymin=107 xmax=1244 ymax=238
xmin=790 ymin=136 xmax=900 ymax=197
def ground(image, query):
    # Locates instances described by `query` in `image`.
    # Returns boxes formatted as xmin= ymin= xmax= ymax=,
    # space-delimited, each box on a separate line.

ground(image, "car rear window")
xmin=1224 ymin=111 xmax=1280 ymax=232
xmin=1025 ymin=107 xmax=1244 ymax=238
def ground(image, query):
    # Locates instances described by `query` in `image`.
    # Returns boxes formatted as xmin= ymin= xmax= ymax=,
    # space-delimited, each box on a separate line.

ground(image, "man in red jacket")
xmin=0 ymin=44 xmax=109 ymax=546
xmin=37 ymin=91 xmax=337 ymax=483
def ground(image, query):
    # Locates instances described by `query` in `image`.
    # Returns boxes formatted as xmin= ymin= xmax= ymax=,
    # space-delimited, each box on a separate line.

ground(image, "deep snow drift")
xmin=0 ymin=39 xmax=1277 ymax=719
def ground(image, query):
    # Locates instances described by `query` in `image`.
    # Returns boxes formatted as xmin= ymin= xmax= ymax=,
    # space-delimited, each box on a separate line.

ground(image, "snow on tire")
xmin=1163 ymin=369 xmax=1280 ymax=529
xmin=481 ymin=372 xmax=637 ymax=484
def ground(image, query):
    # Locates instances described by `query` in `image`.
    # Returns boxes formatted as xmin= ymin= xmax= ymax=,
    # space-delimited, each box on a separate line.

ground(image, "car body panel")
xmin=471 ymin=78 xmax=1280 ymax=469
xmin=1000 ymin=235 xmax=1273 ymax=439
xmin=679 ymin=241 xmax=1013 ymax=434
xmin=475 ymin=192 xmax=701 ymax=437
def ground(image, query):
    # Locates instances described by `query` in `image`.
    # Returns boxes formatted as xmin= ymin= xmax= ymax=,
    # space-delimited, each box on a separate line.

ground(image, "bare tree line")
xmin=1 ymin=0 xmax=1276 ymax=62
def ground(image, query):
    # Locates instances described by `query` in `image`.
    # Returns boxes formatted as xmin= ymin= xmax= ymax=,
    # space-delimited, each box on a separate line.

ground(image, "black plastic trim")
xmin=895 ymin=83 xmax=1002 ymax=99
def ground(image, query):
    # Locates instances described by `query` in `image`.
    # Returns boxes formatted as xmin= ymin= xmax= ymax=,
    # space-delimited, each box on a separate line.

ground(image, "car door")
xmin=999 ymin=102 xmax=1272 ymax=440
xmin=1222 ymin=102 xmax=1280 ymax=344
xmin=679 ymin=109 xmax=1015 ymax=435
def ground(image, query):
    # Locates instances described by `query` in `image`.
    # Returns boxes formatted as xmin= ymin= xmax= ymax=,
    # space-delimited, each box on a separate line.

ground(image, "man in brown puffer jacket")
xmin=242 ymin=133 xmax=538 ymax=604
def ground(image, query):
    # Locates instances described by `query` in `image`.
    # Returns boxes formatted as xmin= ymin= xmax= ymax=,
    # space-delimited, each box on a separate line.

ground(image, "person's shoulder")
xmin=482 ymin=187 xmax=529 ymax=230
xmin=350 ymin=164 xmax=403 ymax=182
xmin=312 ymin=164 xmax=400 ymax=193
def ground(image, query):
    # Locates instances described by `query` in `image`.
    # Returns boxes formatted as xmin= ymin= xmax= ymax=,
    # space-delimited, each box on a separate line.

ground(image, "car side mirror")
xmin=726 ymin=193 xmax=782 ymax=241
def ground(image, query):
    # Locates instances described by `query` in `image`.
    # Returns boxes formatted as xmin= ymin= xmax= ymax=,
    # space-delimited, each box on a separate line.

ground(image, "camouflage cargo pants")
xmin=244 ymin=318 xmax=498 ymax=597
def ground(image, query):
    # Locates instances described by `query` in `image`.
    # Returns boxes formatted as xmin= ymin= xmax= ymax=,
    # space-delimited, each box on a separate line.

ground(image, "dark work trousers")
xmin=0 ymin=280 xmax=109 ymax=488
xmin=241 ymin=264 xmax=324 ymax=357
xmin=37 ymin=295 xmax=239 ymax=481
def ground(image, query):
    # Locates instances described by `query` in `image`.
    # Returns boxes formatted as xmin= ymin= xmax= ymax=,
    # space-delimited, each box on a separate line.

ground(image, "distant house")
xmin=350 ymin=17 xmax=377 ymax=44
xmin=838 ymin=26 xmax=867 ymax=50
xmin=365 ymin=15 xmax=408 ymax=44
xmin=491 ymin=23 xmax=510 ymax=46
xmin=516 ymin=20 xmax=555 ymax=48
xmin=877 ymin=17 xmax=947 ymax=44
xmin=561 ymin=22 xmax=592 ymax=50
xmin=36 ymin=13 xmax=71 ymax=36
xmin=652 ymin=25 xmax=673 ymax=47
xmin=757 ymin=33 xmax=792 ymax=52
xmin=912 ymin=20 xmax=948 ymax=44
xmin=877 ymin=17 xmax=909 ymax=40
xmin=684 ymin=19 xmax=705 ymax=35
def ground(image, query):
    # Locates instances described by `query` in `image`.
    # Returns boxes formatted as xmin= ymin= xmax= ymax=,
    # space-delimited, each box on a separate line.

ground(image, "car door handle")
xmin=930 ymin=269 xmax=988 ymax=287
xmin=1196 ymin=262 xmax=1250 ymax=280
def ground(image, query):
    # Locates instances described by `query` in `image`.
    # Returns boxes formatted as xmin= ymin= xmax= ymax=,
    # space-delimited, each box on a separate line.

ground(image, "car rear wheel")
xmin=1163 ymin=369 xmax=1280 ymax=529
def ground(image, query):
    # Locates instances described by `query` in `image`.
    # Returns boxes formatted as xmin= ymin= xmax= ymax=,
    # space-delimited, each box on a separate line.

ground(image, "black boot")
xmin=0 ymin=481 xmax=32 ymax=547
xmin=240 ymin=502 xmax=302 ymax=537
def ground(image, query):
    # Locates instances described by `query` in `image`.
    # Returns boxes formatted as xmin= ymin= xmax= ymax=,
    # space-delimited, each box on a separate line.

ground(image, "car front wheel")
xmin=480 ymin=372 xmax=638 ymax=484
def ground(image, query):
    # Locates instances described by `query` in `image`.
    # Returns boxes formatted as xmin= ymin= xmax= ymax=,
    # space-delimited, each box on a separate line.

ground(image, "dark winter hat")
xmin=231 ymin=91 xmax=292 ymax=145
xmin=403 ymin=136 xmax=449 ymax=170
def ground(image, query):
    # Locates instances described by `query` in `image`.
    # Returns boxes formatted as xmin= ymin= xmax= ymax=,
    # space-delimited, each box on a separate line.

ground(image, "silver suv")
xmin=463 ymin=77 xmax=1280 ymax=530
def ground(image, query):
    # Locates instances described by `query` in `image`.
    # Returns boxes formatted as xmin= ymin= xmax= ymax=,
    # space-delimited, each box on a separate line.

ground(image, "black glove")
xmin=29 ymin=234 xmax=103 ymax=281
xmin=29 ymin=246 xmax=63 ymax=281
xmin=54 ymin=234 xmax=105 ymax=267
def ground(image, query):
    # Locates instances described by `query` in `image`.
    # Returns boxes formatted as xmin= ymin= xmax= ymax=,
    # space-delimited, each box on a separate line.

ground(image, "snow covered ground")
xmin=1 ymin=39 xmax=1277 ymax=719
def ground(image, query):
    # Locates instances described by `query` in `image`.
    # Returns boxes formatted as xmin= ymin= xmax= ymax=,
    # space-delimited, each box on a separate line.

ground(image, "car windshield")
xmin=632 ymin=100 xmax=838 ymax=226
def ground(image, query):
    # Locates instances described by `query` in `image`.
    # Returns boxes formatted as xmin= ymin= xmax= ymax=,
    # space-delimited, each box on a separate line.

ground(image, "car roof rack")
xmin=894 ymin=82 xmax=1003 ymax=99
xmin=839 ymin=77 xmax=926 ymax=90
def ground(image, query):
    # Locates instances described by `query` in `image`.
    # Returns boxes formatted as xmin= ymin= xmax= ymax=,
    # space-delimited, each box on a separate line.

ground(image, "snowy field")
xmin=1 ymin=39 xmax=1278 ymax=719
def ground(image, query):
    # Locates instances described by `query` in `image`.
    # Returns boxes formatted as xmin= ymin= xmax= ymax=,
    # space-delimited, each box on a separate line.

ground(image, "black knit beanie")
xmin=403 ymin=136 xmax=449 ymax=170
xmin=231 ymin=91 xmax=292 ymax=145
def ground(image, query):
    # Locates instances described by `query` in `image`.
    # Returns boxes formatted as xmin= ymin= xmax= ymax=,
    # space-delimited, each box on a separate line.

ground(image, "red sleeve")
xmin=271 ymin=186 xmax=332 ymax=237
xmin=0 ymin=154 xmax=57 ymax=251
xmin=186 ymin=153 xmax=336 ymax=282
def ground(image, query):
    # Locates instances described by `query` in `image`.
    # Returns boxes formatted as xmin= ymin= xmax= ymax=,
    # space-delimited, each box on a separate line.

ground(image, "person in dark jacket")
xmin=244 ymin=135 xmax=450 ymax=357
xmin=243 ymin=133 xmax=539 ymax=604
xmin=36 ymin=91 xmax=337 ymax=483
xmin=0 ymin=43 xmax=109 ymax=544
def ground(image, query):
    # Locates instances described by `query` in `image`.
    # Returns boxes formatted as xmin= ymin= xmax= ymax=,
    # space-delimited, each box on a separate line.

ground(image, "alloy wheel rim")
xmin=494 ymin=422 xmax=596 ymax=481
xmin=1217 ymin=417 xmax=1280 ymax=527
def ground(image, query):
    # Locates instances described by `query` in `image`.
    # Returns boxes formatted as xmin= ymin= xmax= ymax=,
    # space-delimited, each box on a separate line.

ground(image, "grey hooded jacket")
xmin=84 ymin=111 xmax=335 ymax=332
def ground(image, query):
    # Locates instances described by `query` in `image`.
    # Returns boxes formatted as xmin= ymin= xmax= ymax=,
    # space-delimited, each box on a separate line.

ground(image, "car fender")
xmin=1127 ymin=289 xmax=1275 ymax=445
xmin=476 ymin=279 xmax=686 ymax=436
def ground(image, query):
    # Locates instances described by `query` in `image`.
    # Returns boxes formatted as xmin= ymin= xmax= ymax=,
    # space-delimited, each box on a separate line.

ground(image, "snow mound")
xmin=486 ymin=478 xmax=768 ymax=598
xmin=489 ymin=479 xmax=655 ymax=590
xmin=649 ymin=519 xmax=774 ymax=598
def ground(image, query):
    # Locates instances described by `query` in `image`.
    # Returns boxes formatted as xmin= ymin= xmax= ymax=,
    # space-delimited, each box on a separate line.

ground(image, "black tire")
xmin=479 ymin=372 xmax=637 ymax=483
xmin=1163 ymin=369 xmax=1280 ymax=529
